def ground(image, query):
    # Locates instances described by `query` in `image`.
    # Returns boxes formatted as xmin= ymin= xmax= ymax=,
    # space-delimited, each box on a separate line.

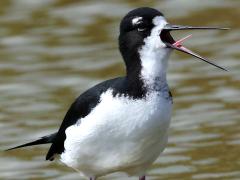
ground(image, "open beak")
xmin=161 ymin=24 xmax=229 ymax=71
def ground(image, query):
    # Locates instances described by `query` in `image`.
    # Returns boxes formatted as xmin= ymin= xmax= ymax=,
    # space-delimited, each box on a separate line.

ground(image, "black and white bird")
xmin=7 ymin=7 xmax=228 ymax=180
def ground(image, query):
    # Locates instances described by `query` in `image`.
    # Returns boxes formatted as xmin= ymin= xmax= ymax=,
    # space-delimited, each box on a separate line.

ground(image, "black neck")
xmin=119 ymin=35 xmax=146 ymax=98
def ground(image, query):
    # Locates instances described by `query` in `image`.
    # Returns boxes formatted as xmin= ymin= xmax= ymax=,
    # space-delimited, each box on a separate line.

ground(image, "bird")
xmin=6 ymin=7 xmax=228 ymax=180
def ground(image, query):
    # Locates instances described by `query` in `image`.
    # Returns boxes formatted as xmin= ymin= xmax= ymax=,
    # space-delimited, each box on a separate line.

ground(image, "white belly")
xmin=60 ymin=90 xmax=172 ymax=178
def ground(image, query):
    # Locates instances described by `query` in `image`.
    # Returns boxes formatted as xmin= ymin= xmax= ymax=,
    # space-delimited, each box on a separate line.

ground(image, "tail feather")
xmin=6 ymin=132 xmax=57 ymax=151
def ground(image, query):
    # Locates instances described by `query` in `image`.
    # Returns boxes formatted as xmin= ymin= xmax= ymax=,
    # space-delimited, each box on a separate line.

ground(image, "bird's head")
xmin=119 ymin=7 xmax=228 ymax=71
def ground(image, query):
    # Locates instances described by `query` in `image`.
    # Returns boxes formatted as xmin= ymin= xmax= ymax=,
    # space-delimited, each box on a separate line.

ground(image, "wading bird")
xmin=7 ymin=7 xmax=228 ymax=180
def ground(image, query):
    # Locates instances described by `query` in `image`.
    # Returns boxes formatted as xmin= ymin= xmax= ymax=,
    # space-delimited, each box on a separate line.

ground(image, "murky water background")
xmin=0 ymin=0 xmax=239 ymax=179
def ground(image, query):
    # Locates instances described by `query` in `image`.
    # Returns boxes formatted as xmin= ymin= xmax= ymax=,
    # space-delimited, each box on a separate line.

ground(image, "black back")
xmin=46 ymin=77 xmax=121 ymax=160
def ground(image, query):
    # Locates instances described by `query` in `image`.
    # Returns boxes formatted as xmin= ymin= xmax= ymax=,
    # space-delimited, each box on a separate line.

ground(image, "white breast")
xmin=60 ymin=89 xmax=172 ymax=178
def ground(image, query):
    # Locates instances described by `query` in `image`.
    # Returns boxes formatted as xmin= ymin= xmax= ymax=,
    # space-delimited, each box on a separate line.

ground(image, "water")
xmin=0 ymin=0 xmax=239 ymax=179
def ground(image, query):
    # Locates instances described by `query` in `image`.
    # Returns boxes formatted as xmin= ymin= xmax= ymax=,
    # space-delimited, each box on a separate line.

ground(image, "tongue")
xmin=168 ymin=34 xmax=228 ymax=71
xmin=172 ymin=34 xmax=202 ymax=56
xmin=173 ymin=34 xmax=192 ymax=47
xmin=172 ymin=34 xmax=205 ymax=58
xmin=172 ymin=34 xmax=214 ymax=63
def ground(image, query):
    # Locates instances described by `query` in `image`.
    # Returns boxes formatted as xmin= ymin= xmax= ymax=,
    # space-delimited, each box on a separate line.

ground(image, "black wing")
xmin=46 ymin=77 xmax=124 ymax=160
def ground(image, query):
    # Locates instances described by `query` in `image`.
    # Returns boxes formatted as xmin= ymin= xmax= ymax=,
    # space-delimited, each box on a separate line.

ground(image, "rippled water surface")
xmin=0 ymin=0 xmax=239 ymax=179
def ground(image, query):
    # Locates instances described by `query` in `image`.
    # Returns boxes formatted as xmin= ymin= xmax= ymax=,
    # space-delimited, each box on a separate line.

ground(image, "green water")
xmin=0 ymin=0 xmax=239 ymax=179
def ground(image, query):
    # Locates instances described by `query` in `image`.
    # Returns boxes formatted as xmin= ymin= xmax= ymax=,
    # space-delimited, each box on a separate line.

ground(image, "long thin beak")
xmin=165 ymin=42 xmax=228 ymax=71
xmin=163 ymin=24 xmax=230 ymax=31
xmin=163 ymin=24 xmax=229 ymax=71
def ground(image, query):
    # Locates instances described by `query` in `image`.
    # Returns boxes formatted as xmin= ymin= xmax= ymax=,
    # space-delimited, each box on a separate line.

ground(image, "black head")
xmin=118 ymin=7 xmax=169 ymax=77
xmin=119 ymin=7 xmax=163 ymax=35
xmin=118 ymin=7 xmax=228 ymax=74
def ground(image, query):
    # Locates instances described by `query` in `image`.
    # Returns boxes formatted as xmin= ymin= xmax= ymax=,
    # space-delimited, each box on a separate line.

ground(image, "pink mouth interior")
xmin=172 ymin=34 xmax=207 ymax=60
xmin=168 ymin=33 xmax=227 ymax=71
xmin=173 ymin=34 xmax=193 ymax=53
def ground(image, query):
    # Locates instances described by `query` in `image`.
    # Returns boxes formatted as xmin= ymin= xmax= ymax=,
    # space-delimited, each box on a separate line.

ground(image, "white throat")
xmin=138 ymin=16 xmax=171 ymax=91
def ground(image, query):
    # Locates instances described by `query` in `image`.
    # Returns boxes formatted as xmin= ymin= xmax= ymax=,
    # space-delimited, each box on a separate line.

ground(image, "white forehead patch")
xmin=132 ymin=17 xmax=143 ymax=25
xmin=138 ymin=15 xmax=171 ymax=88
xmin=152 ymin=16 xmax=167 ymax=27
xmin=141 ymin=15 xmax=168 ymax=49
xmin=148 ymin=16 xmax=168 ymax=45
